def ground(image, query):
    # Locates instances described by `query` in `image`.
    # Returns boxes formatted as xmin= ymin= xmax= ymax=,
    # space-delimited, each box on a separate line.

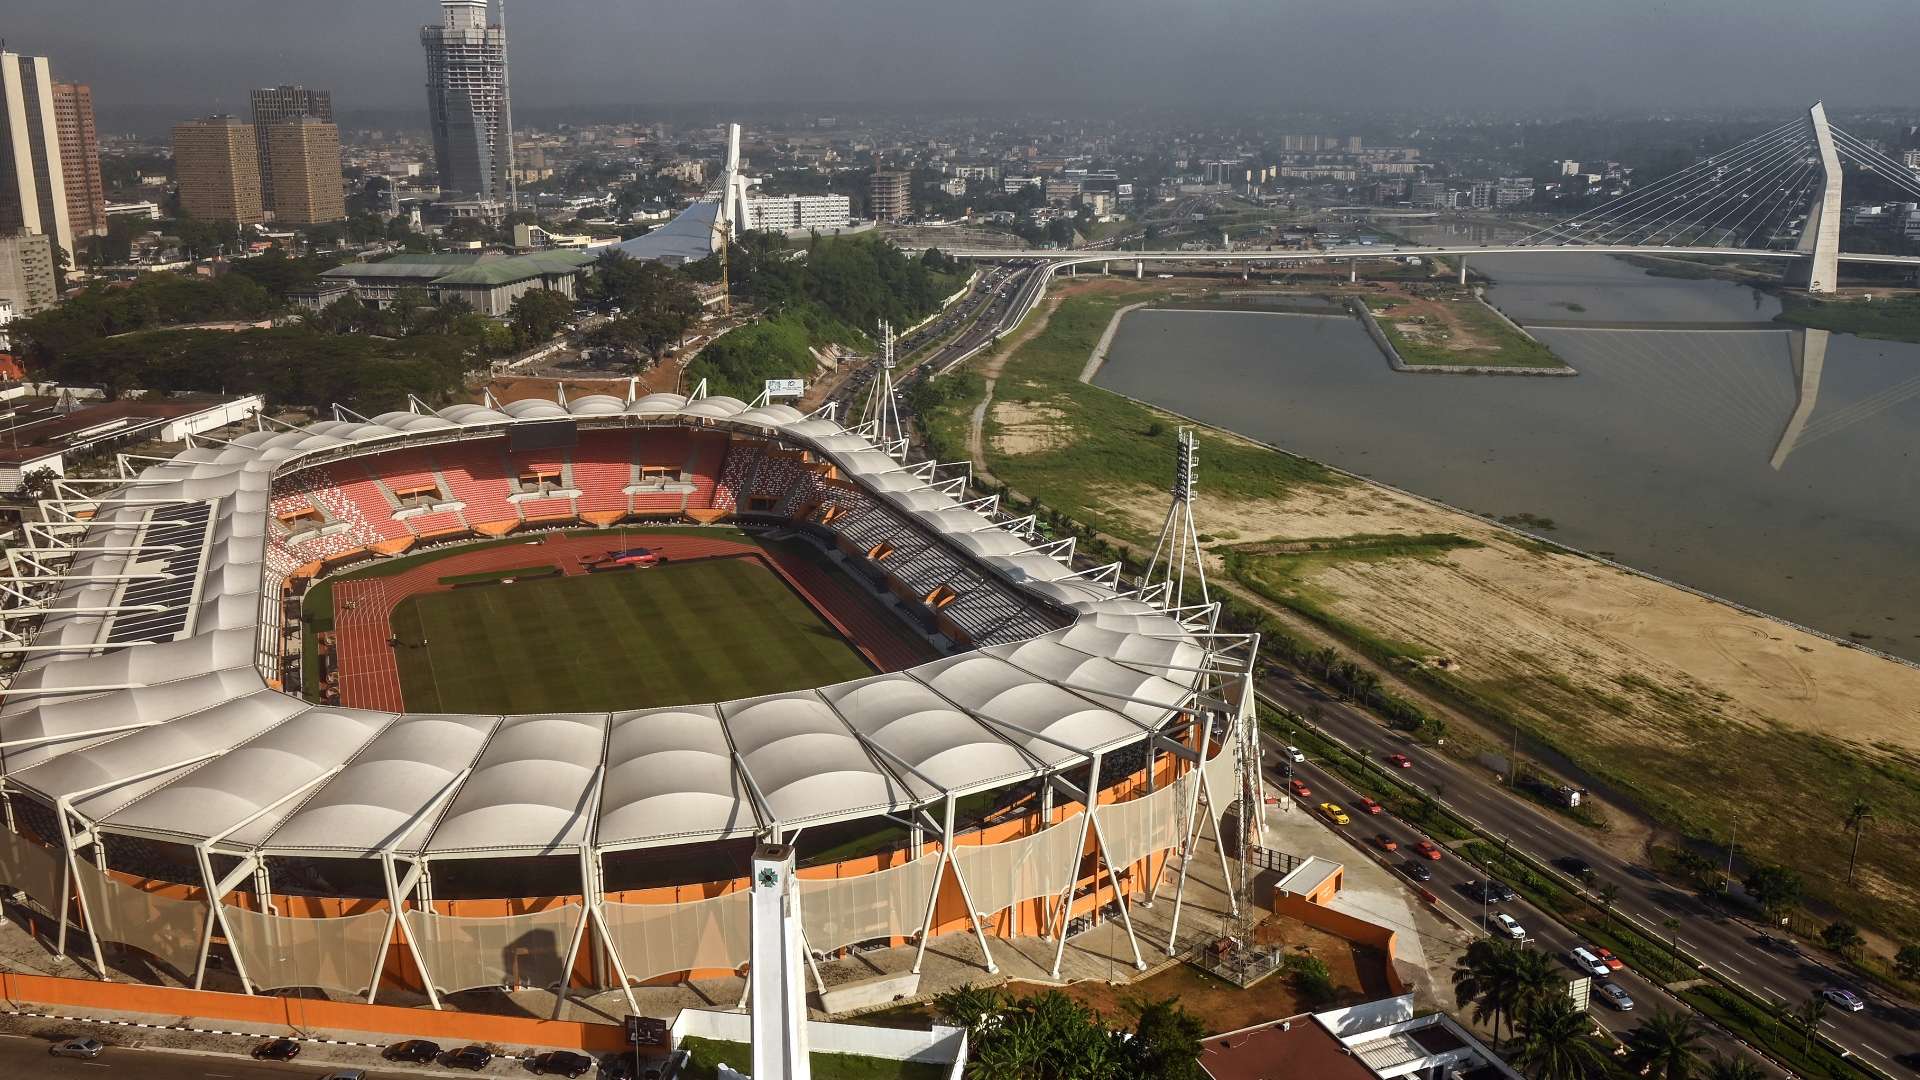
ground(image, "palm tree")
xmin=1704 ymin=1053 xmax=1767 ymax=1080
xmin=1452 ymin=940 xmax=1522 ymax=1043
xmin=1512 ymin=994 xmax=1609 ymax=1080
xmin=1627 ymin=1009 xmax=1705 ymax=1080
xmin=1797 ymin=993 xmax=1828 ymax=1056
xmin=1596 ymin=881 xmax=1621 ymax=923
xmin=1843 ymin=798 xmax=1872 ymax=884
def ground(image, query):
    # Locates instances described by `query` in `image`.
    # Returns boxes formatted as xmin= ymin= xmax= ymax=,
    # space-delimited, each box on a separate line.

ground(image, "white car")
xmin=1568 ymin=946 xmax=1610 ymax=977
xmin=1822 ymin=986 xmax=1866 ymax=1012
xmin=50 ymin=1039 xmax=104 ymax=1060
xmin=1491 ymin=913 xmax=1526 ymax=940
xmin=1285 ymin=745 xmax=1306 ymax=763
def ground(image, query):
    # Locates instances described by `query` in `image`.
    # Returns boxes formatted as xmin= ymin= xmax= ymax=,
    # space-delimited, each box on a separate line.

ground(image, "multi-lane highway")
xmin=1256 ymin=669 xmax=1919 ymax=1076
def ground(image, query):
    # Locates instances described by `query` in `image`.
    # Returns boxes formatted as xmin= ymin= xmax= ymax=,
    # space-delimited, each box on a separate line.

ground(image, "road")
xmin=0 ymin=1030 xmax=407 ymax=1079
xmin=1255 ymin=671 xmax=1920 ymax=1076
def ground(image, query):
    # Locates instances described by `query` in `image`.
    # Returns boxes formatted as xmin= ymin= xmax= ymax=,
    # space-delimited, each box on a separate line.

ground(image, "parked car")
xmin=1490 ymin=913 xmax=1526 ymax=940
xmin=253 ymin=1038 xmax=301 ymax=1062
xmin=1400 ymin=860 xmax=1434 ymax=882
xmin=533 ymin=1050 xmax=596 ymax=1077
xmin=1284 ymin=745 xmax=1306 ymax=763
xmin=49 ymin=1038 xmax=104 ymax=1060
xmin=1386 ymin=753 xmax=1413 ymax=768
xmin=1592 ymin=946 xmax=1625 ymax=971
xmin=1414 ymin=840 xmax=1444 ymax=861
xmin=1823 ymin=986 xmax=1866 ymax=1012
xmin=385 ymin=1040 xmax=442 ymax=1063
xmin=1373 ymin=833 xmax=1398 ymax=852
xmin=1356 ymin=796 xmax=1383 ymax=815
xmin=1289 ymin=779 xmax=1312 ymax=798
xmin=319 ymin=1071 xmax=369 ymax=1080
xmin=1568 ymin=946 xmax=1611 ymax=977
xmin=1318 ymin=802 xmax=1351 ymax=826
xmin=446 ymin=1045 xmax=495 ymax=1070
xmin=1596 ymin=981 xmax=1635 ymax=1011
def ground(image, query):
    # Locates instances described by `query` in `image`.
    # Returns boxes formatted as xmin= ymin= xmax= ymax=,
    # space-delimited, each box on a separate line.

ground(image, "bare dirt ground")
xmin=989 ymin=400 xmax=1074 ymax=455
xmin=1383 ymin=291 xmax=1499 ymax=354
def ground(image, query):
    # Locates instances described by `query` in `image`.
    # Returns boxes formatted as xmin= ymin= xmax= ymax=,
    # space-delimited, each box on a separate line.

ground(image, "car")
xmin=1592 ymin=946 xmax=1625 ymax=971
xmin=1284 ymin=745 xmax=1306 ymax=763
xmin=1466 ymin=879 xmax=1516 ymax=904
xmin=1596 ymin=981 xmax=1635 ymax=1011
xmin=1490 ymin=913 xmax=1526 ymax=940
xmin=319 ymin=1072 xmax=369 ymax=1080
xmin=1357 ymin=796 xmax=1383 ymax=815
xmin=1822 ymin=986 xmax=1866 ymax=1012
xmin=1373 ymin=833 xmax=1399 ymax=852
xmin=49 ymin=1038 xmax=104 ymax=1060
xmin=1554 ymin=855 xmax=1595 ymax=878
xmin=1568 ymin=946 xmax=1611 ymax=977
xmin=1289 ymin=779 xmax=1312 ymax=798
xmin=445 ymin=1045 xmax=495 ymax=1070
xmin=532 ymin=1050 xmax=595 ymax=1077
xmin=1400 ymin=860 xmax=1434 ymax=882
xmin=385 ymin=1040 xmax=442 ymax=1063
xmin=1387 ymin=753 xmax=1413 ymax=768
xmin=1318 ymin=802 xmax=1351 ymax=826
xmin=253 ymin=1038 xmax=301 ymax=1062
xmin=1414 ymin=840 xmax=1444 ymax=861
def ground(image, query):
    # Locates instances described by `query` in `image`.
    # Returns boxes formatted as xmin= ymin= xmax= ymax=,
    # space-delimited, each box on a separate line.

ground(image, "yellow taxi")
xmin=1317 ymin=802 xmax=1351 ymax=826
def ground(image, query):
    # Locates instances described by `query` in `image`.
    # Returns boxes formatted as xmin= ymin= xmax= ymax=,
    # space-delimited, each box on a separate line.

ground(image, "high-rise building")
xmin=173 ymin=115 xmax=264 ymax=225
xmin=0 ymin=52 xmax=75 ymax=257
xmin=869 ymin=170 xmax=911 ymax=223
xmin=0 ymin=229 xmax=58 ymax=314
xmin=265 ymin=117 xmax=344 ymax=225
xmin=50 ymin=83 xmax=105 ymax=240
xmin=250 ymin=85 xmax=332 ymax=213
xmin=421 ymin=0 xmax=513 ymax=203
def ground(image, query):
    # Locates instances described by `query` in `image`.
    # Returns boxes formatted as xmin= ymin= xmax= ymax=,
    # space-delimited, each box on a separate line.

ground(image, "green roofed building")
xmin=319 ymin=249 xmax=596 ymax=316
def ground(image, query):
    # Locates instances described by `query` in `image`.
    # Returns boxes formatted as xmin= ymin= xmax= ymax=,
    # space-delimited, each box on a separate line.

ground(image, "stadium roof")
xmin=0 ymin=395 xmax=1213 ymax=861
xmin=429 ymin=250 xmax=597 ymax=286
xmin=606 ymin=200 xmax=722 ymax=265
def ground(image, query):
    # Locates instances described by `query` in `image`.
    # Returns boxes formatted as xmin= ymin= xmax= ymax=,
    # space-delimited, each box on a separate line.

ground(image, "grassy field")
xmin=1374 ymin=293 xmax=1566 ymax=368
xmin=940 ymin=284 xmax=1338 ymax=545
xmin=678 ymin=1037 xmax=949 ymax=1080
xmin=388 ymin=555 xmax=874 ymax=713
xmin=1777 ymin=292 xmax=1920 ymax=342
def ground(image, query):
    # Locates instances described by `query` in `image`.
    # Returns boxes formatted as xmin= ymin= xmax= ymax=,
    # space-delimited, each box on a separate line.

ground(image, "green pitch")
xmin=388 ymin=555 xmax=876 ymax=713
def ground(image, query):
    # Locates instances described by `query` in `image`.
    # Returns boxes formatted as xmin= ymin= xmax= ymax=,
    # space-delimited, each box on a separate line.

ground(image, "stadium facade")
xmin=0 ymin=388 xmax=1260 ymax=1013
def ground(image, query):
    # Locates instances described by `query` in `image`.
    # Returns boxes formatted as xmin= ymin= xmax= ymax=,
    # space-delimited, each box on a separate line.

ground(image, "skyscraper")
xmin=173 ymin=115 xmax=264 ymax=226
xmin=50 ymin=82 xmax=105 ymax=240
xmin=421 ymin=0 xmax=513 ymax=204
xmin=265 ymin=116 xmax=345 ymax=225
xmin=869 ymin=170 xmax=912 ymax=223
xmin=0 ymin=51 xmax=75 ymax=258
xmin=250 ymin=85 xmax=332 ymax=214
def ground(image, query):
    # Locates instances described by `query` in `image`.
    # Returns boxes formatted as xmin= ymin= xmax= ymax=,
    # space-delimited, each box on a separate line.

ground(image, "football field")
xmin=388 ymin=555 xmax=876 ymax=713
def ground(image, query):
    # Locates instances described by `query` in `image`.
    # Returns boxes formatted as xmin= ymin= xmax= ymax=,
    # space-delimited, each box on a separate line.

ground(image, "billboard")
xmin=765 ymin=379 xmax=805 ymax=399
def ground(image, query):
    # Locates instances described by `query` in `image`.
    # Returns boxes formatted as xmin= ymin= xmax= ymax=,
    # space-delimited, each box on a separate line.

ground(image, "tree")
xmin=1452 ymin=940 xmax=1553 ymax=1044
xmin=1895 ymin=943 xmax=1920 ymax=982
xmin=1125 ymin=997 xmax=1206 ymax=1080
xmin=1842 ymin=797 xmax=1872 ymax=885
xmin=507 ymin=288 xmax=573 ymax=349
xmin=16 ymin=466 xmax=57 ymax=500
xmin=1795 ymin=993 xmax=1828 ymax=1056
xmin=1626 ymin=1010 xmax=1704 ymax=1080
xmin=1820 ymin=921 xmax=1864 ymax=958
xmin=1511 ymin=994 xmax=1608 ymax=1080
xmin=1703 ymin=1053 xmax=1767 ymax=1080
xmin=1597 ymin=882 xmax=1622 ymax=926
xmin=1743 ymin=864 xmax=1802 ymax=920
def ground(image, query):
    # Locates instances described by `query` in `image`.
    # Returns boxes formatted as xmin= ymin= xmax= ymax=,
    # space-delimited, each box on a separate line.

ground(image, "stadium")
xmin=0 ymin=387 xmax=1257 ymax=1015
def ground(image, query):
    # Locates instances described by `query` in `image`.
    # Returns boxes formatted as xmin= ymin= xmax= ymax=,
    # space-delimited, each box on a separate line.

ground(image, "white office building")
xmin=742 ymin=193 xmax=851 ymax=233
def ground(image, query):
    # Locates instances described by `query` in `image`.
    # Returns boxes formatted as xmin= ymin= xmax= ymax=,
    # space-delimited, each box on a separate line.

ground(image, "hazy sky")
xmin=6 ymin=0 xmax=1917 ymax=125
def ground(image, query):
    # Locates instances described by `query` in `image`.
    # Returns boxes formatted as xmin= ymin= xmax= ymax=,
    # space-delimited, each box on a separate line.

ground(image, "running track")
xmin=323 ymin=532 xmax=934 ymax=712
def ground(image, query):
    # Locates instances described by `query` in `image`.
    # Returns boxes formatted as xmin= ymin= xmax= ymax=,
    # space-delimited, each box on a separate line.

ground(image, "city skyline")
xmin=4 ymin=0 xmax=1920 ymax=132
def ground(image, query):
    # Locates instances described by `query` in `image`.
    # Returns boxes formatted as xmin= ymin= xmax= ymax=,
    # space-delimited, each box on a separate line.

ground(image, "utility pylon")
xmin=861 ymin=322 xmax=907 ymax=460
xmin=1141 ymin=427 xmax=1209 ymax=612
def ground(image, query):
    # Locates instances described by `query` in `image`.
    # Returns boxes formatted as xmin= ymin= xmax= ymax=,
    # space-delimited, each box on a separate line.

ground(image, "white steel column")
xmin=1046 ymin=754 xmax=1102 ymax=979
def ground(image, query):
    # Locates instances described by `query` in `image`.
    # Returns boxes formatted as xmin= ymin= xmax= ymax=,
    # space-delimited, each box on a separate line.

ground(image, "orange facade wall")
xmin=0 ymin=971 xmax=632 ymax=1053
xmin=1271 ymin=892 xmax=1409 ymax=997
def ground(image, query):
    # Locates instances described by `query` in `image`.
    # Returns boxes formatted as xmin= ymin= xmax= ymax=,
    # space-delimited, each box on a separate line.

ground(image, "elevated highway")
xmin=940 ymin=243 xmax=1920 ymax=271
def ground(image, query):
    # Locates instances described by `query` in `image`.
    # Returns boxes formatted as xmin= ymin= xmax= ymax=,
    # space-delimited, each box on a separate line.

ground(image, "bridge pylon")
xmin=1801 ymin=102 xmax=1844 ymax=295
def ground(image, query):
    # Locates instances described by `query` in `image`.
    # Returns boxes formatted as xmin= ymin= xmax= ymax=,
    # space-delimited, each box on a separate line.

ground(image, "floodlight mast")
xmin=862 ymin=321 xmax=907 ymax=460
xmin=1141 ymin=427 xmax=1209 ymax=611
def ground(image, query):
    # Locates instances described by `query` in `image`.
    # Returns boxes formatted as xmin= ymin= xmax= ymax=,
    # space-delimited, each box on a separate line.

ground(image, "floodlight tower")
xmin=1141 ymin=427 xmax=1209 ymax=612
xmin=861 ymin=321 xmax=907 ymax=460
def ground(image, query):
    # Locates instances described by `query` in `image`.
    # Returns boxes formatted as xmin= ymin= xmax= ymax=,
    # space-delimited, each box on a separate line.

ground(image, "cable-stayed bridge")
xmin=943 ymin=103 xmax=1920 ymax=293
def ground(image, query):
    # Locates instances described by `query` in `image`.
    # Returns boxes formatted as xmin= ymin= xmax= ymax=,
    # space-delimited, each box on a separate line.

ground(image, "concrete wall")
xmin=1271 ymin=892 xmax=1410 ymax=998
